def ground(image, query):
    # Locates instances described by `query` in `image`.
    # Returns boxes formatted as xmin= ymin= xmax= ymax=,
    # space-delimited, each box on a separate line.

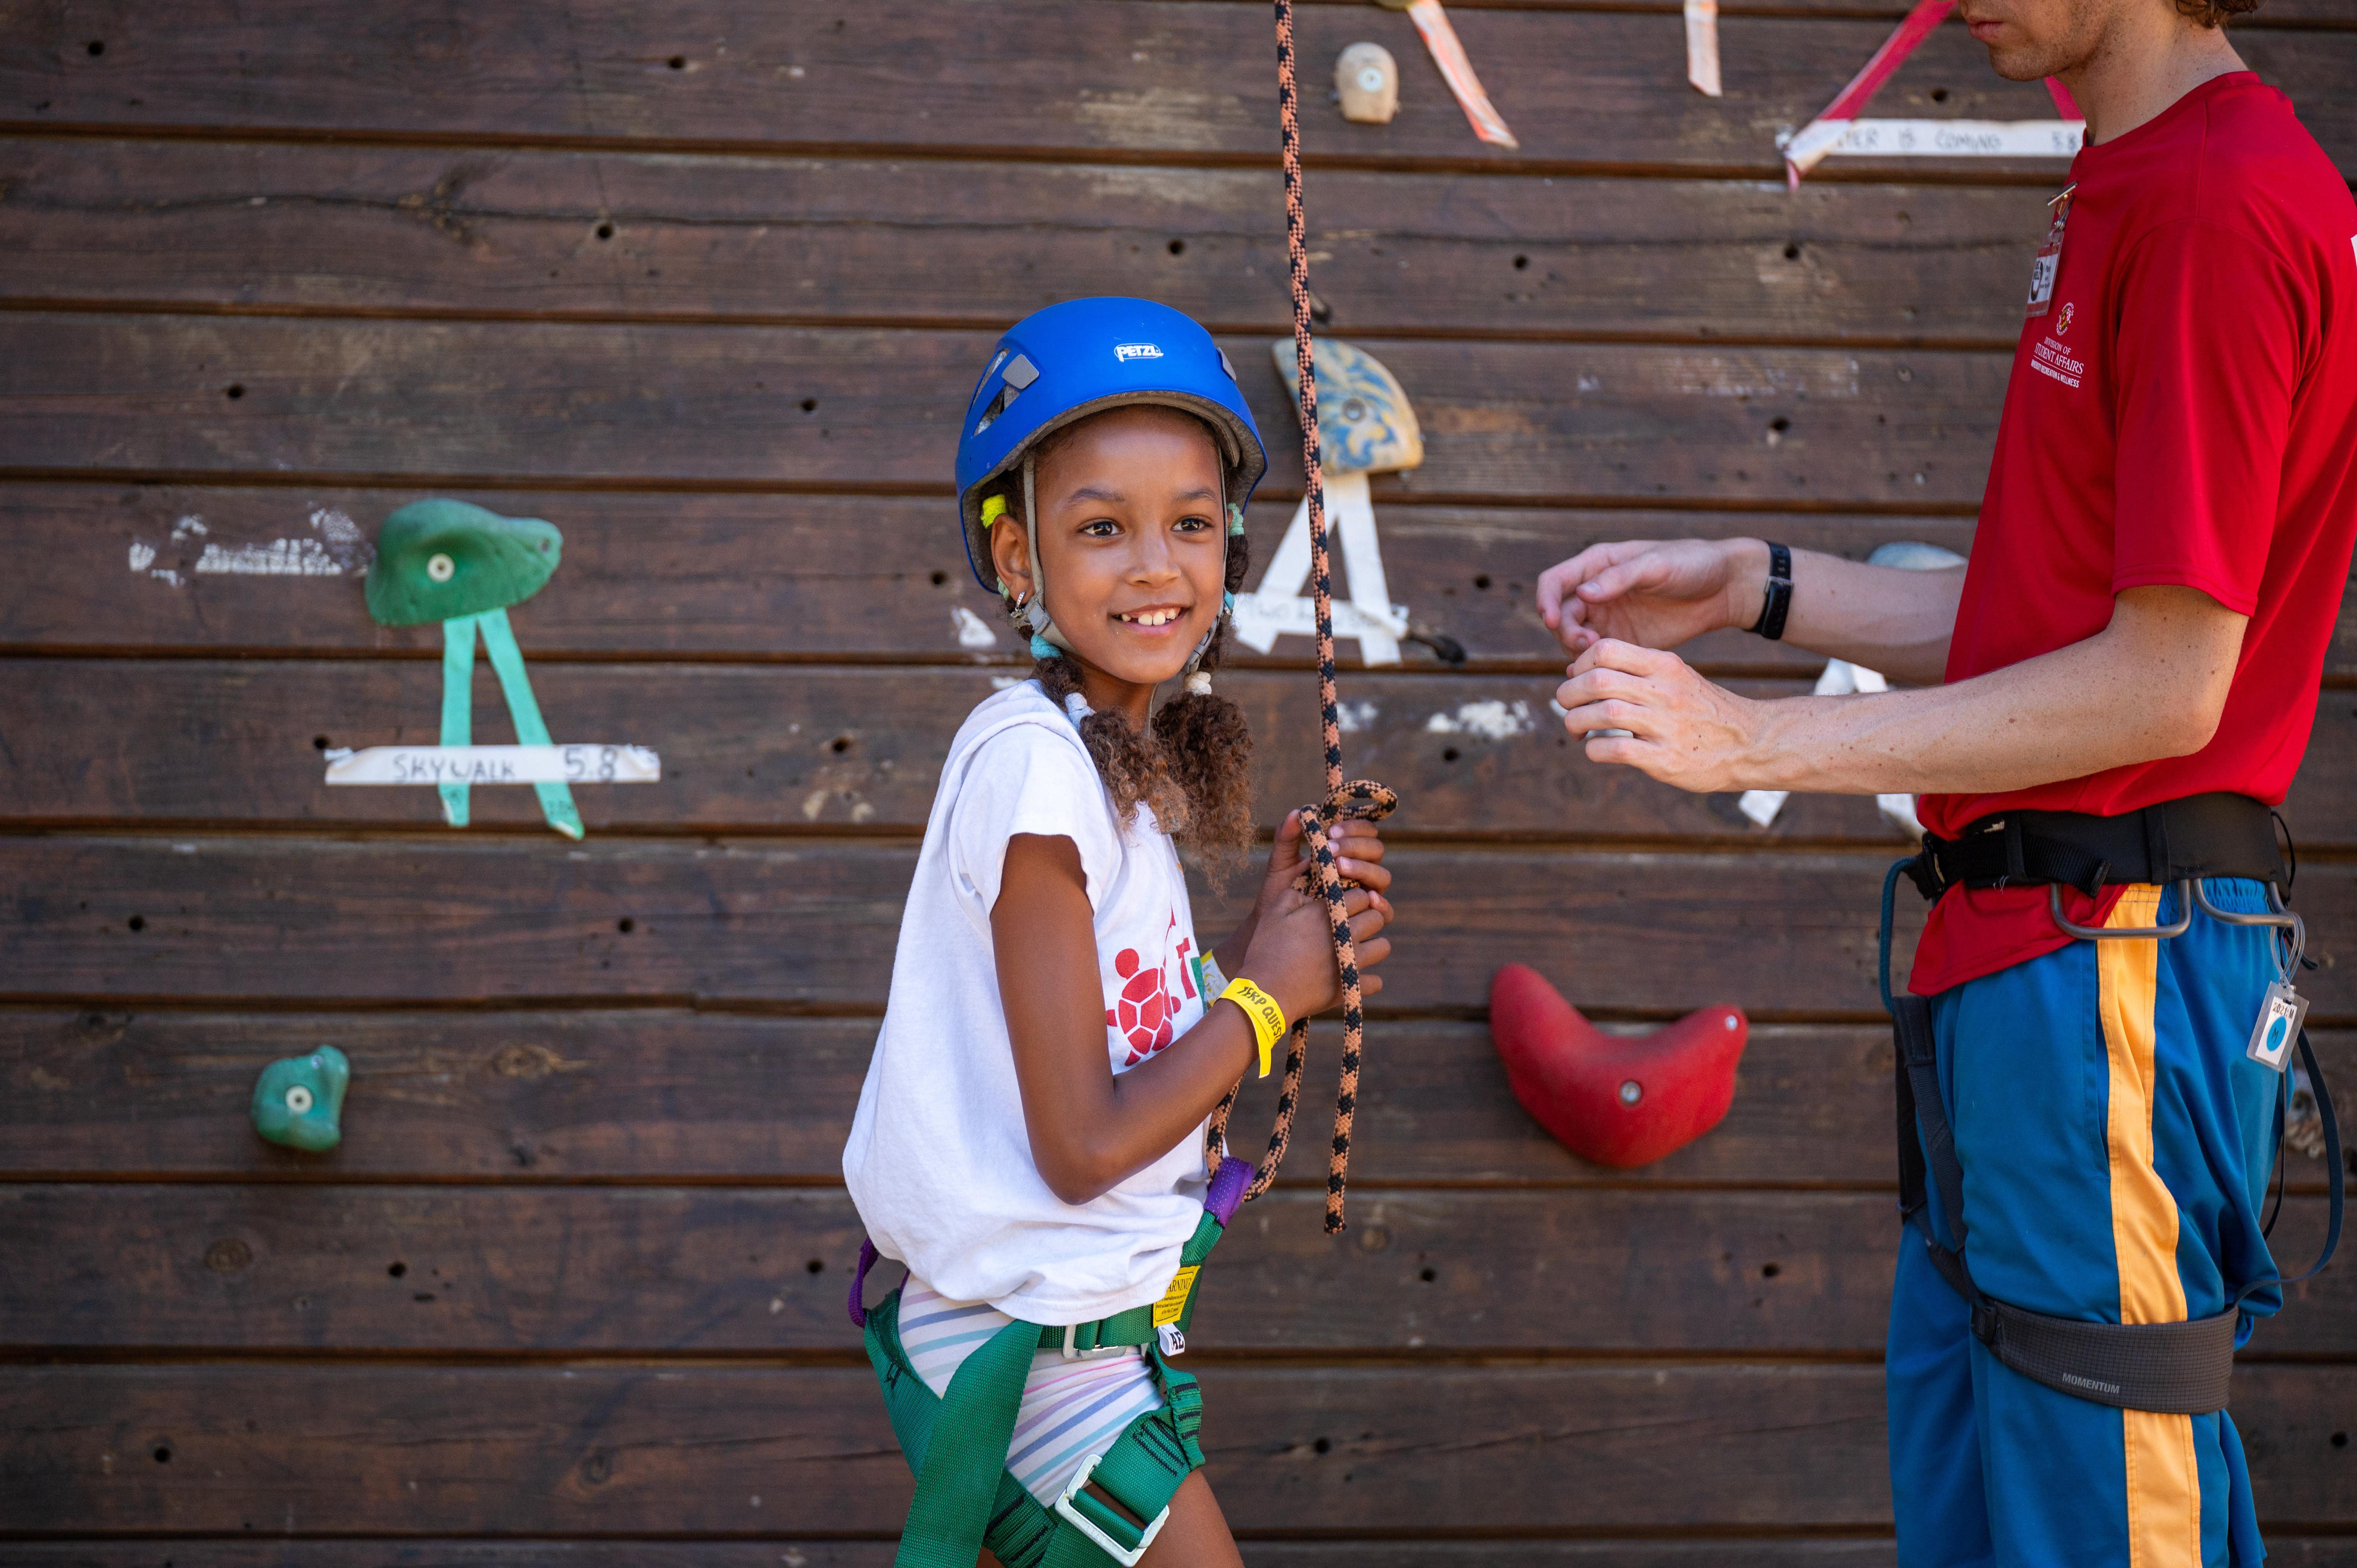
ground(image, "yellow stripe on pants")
xmin=2096 ymin=884 xmax=2200 ymax=1568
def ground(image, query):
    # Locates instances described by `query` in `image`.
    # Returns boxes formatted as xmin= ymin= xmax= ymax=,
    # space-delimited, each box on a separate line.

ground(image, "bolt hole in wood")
xmin=388 ymin=1261 xmax=407 ymax=1278
xmin=1441 ymin=748 xmax=1460 ymax=763
xmin=616 ymin=917 xmax=634 ymax=934
xmin=86 ymin=39 xmax=105 ymax=55
xmin=1512 ymin=254 xmax=1528 ymax=270
xmin=1167 ymin=238 xmax=1186 ymax=256
xmin=2333 ymin=1432 xmax=2350 ymax=1448
xmin=1761 ymin=1263 xmax=1782 ymax=1279
xmin=1473 ymin=574 xmax=1491 ymax=590
xmin=801 ymin=398 xmax=818 ymax=412
xmin=667 ymin=55 xmax=686 ymax=68
xmin=224 ymin=384 xmax=244 ymax=400
xmin=151 ymin=1445 xmax=170 ymax=1464
xmin=830 ymin=736 xmax=853 ymax=754
xmin=1419 ymin=1267 xmax=1438 ymax=1283
xmin=1770 ymin=417 xmax=1791 ymax=433
xmin=1313 ymin=1437 xmax=1332 ymax=1454
xmin=125 ymin=915 xmax=145 ymax=932
xmin=930 ymin=570 xmax=949 ymax=586
xmin=1930 ymin=87 xmax=1951 ymax=102
xmin=806 ymin=1258 xmax=825 ymax=1274
xmin=312 ymin=735 xmax=331 ymax=750
xmin=1784 ymin=242 xmax=1801 ymax=260
xmin=595 ymin=223 xmax=614 ymax=240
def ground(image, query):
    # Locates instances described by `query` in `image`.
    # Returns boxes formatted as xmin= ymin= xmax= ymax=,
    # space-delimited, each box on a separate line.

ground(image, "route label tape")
xmin=324 ymin=744 xmax=661 ymax=786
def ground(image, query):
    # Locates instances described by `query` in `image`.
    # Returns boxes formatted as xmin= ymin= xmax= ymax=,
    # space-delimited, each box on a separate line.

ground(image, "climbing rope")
xmin=1205 ymin=0 xmax=1399 ymax=1234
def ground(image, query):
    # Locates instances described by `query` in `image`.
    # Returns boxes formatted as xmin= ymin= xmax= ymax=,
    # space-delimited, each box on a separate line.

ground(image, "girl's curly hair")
xmin=2176 ymin=0 xmax=2258 ymax=21
xmin=989 ymin=430 xmax=1257 ymax=878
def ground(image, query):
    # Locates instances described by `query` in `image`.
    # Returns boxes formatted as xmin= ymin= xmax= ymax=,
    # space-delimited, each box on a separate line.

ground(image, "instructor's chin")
xmin=1982 ymin=46 xmax=2062 ymax=82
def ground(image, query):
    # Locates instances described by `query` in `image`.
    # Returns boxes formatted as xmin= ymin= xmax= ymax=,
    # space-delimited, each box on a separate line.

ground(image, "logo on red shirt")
xmin=2056 ymin=302 xmax=2075 ymax=335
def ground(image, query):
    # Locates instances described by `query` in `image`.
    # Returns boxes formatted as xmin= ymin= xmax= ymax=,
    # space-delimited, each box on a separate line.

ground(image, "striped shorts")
xmin=896 ymin=1277 xmax=1166 ymax=1506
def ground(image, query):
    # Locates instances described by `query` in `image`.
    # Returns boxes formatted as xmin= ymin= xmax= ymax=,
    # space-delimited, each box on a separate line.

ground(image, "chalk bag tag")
xmin=2026 ymin=182 xmax=2075 ymax=318
xmin=2247 ymin=981 xmax=2309 ymax=1073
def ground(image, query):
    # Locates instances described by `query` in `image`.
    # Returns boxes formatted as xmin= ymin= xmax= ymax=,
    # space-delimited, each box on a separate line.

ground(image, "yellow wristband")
xmin=1220 ymin=977 xmax=1287 ymax=1079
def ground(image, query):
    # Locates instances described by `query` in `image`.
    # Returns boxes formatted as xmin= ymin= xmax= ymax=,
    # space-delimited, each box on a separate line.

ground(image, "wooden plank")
xmin=8 ymin=1183 xmax=2347 ymax=1354
xmin=0 ymin=485 xmax=2006 ymax=675
xmin=0 ymin=1011 xmax=1906 ymax=1186
xmin=0 ymin=137 xmax=2057 ymax=345
xmin=22 ymin=1548 xmax=2357 ymax=1568
xmin=11 ymin=836 xmax=2357 ymax=1015
xmin=6 ymin=1362 xmax=2353 ymax=1533
xmin=0 ymin=1545 xmax=1900 ymax=1568
xmin=0 ymin=314 xmax=2011 ymax=509
xmin=15 ymin=487 xmax=2357 ymax=680
xmin=0 ymin=1185 xmax=1896 ymax=1353
xmin=12 ymin=1009 xmax=2349 ymax=1193
xmin=5 ymin=4 xmax=2350 ymax=176
xmin=9 ymin=660 xmax=2354 ymax=847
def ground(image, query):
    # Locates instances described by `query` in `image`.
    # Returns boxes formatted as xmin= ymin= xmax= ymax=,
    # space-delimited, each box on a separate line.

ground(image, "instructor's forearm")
xmin=1743 ymin=593 xmax=2237 ymax=795
xmin=1733 ymin=542 xmax=1964 ymax=684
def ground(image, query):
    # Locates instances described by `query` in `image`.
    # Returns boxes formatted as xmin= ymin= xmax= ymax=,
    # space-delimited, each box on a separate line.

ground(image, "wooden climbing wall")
xmin=4 ymin=1 xmax=2356 ymax=1560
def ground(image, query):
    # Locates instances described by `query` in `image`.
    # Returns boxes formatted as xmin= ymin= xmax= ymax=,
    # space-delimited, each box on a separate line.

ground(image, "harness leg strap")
xmin=894 ymin=1316 xmax=1040 ymax=1568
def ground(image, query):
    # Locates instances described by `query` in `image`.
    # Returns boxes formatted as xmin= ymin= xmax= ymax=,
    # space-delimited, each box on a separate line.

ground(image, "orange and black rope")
xmin=1206 ymin=0 xmax=1398 ymax=1234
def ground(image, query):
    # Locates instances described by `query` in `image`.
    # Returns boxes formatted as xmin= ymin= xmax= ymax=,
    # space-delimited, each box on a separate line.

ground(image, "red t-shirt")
xmin=1910 ymin=72 xmax=2357 ymax=996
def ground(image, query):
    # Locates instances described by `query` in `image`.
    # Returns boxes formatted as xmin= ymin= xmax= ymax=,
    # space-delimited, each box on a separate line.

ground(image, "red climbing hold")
xmin=1489 ymin=963 xmax=1747 ymax=1169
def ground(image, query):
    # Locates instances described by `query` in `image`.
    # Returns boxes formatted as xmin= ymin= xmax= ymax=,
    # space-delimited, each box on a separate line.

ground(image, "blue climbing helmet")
xmin=954 ymin=298 xmax=1267 ymax=660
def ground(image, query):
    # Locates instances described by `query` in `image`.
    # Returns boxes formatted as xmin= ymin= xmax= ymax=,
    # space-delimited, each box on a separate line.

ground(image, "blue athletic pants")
xmin=1888 ymin=879 xmax=2288 ymax=1568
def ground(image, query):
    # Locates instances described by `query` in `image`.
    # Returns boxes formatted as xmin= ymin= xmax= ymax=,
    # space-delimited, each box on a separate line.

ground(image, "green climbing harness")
xmin=852 ymin=1164 xmax=1244 ymax=1568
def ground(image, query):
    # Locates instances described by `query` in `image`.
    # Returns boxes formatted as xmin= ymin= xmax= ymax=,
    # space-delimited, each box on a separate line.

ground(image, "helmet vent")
xmin=1002 ymin=354 xmax=1039 ymax=390
xmin=974 ymin=381 xmax=1019 ymax=434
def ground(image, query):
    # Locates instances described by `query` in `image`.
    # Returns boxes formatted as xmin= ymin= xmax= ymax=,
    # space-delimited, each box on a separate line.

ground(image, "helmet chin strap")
xmin=1015 ymin=452 xmax=1234 ymax=685
xmin=1019 ymin=456 xmax=1072 ymax=657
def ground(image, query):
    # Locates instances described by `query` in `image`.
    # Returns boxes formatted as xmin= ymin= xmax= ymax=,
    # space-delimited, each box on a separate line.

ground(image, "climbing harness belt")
xmin=1203 ymin=0 xmax=1401 ymax=1236
xmin=1881 ymin=795 xmax=2343 ymax=1414
xmin=853 ymin=1158 xmax=1254 ymax=1568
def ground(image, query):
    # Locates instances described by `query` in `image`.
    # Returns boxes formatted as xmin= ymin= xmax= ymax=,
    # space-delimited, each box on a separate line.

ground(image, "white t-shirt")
xmin=843 ymin=680 xmax=1212 ymax=1324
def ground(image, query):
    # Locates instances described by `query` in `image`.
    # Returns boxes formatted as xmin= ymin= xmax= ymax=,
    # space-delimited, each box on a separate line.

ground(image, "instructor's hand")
xmin=1535 ymin=537 xmax=1766 ymax=657
xmin=1555 ymin=639 xmax=1767 ymax=795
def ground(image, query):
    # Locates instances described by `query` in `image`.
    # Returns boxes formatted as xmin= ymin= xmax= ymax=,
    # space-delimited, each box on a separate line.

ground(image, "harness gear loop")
xmin=1880 ymin=852 xmax=2343 ymax=1416
xmin=1201 ymin=0 xmax=1398 ymax=1235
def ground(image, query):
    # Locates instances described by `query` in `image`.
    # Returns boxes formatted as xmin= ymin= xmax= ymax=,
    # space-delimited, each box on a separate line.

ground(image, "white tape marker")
xmin=1684 ymin=0 xmax=1721 ymax=97
xmin=1784 ymin=118 xmax=2083 ymax=166
xmin=325 ymin=745 xmax=661 ymax=786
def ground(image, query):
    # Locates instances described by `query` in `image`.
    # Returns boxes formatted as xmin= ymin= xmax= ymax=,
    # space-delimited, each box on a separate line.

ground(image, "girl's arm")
xmin=994 ymin=829 xmax=1393 ymax=1206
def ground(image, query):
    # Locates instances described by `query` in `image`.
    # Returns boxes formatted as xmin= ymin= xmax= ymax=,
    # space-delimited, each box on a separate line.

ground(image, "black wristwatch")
xmin=1748 ymin=541 xmax=1792 ymax=641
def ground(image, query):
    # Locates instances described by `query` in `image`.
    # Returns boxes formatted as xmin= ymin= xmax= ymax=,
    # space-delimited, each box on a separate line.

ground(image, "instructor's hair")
xmin=2174 ymin=0 xmax=2257 ymax=25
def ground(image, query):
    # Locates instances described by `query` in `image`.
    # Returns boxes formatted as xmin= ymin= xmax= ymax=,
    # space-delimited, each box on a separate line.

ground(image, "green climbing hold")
xmin=251 ymin=1045 xmax=351 ymax=1153
xmin=366 ymin=499 xmax=562 ymax=627
xmin=366 ymin=500 xmax=583 ymax=839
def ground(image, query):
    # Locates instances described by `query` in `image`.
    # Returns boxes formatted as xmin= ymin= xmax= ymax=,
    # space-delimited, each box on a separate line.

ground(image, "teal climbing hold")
xmin=366 ymin=499 xmax=562 ymax=627
xmin=366 ymin=500 xmax=582 ymax=839
xmin=252 ymin=1045 xmax=351 ymax=1153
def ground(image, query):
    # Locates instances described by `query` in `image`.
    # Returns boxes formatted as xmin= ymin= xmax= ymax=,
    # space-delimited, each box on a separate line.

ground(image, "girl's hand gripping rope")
xmin=1236 ymin=808 xmax=1395 ymax=1022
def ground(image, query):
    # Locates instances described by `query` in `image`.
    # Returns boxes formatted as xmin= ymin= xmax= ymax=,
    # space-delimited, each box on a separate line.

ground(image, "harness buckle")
xmin=1054 ymin=1452 xmax=1171 ymax=1566
xmin=1156 ymin=1323 xmax=1187 ymax=1358
xmin=1062 ymin=1324 xmax=1133 ymax=1361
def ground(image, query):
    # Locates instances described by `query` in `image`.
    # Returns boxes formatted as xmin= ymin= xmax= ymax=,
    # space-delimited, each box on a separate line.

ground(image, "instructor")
xmin=1537 ymin=0 xmax=2355 ymax=1561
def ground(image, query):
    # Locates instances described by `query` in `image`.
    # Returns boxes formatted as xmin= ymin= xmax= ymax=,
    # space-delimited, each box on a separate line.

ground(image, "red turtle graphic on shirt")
xmin=1103 ymin=912 xmax=1200 ymax=1066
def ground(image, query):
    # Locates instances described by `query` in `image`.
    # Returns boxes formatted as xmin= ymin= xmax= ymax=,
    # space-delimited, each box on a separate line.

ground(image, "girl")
xmin=843 ymin=297 xmax=1395 ymax=1568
